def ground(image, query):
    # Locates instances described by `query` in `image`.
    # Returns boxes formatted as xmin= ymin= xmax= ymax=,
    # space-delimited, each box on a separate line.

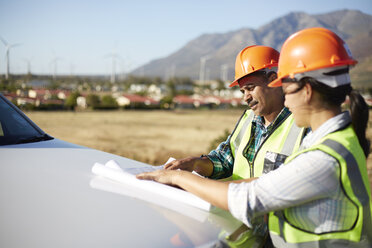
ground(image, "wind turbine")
xmin=0 ymin=36 xmax=22 ymax=79
xmin=139 ymin=66 xmax=145 ymax=77
xmin=220 ymin=64 xmax=229 ymax=82
xmin=170 ymin=64 xmax=176 ymax=79
xmin=118 ymin=56 xmax=133 ymax=80
xmin=165 ymin=63 xmax=176 ymax=80
xmin=50 ymin=57 xmax=62 ymax=80
xmin=23 ymin=58 xmax=32 ymax=75
xmin=199 ymin=55 xmax=211 ymax=84
xmin=69 ymin=62 xmax=76 ymax=77
xmin=105 ymin=48 xmax=122 ymax=84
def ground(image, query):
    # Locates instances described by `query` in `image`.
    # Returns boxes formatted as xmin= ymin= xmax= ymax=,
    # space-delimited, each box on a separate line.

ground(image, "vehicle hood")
xmin=0 ymin=139 xmax=242 ymax=248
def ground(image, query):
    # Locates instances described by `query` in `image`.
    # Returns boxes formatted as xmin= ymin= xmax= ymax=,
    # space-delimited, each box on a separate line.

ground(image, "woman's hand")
xmin=137 ymin=169 xmax=230 ymax=211
xmin=136 ymin=169 xmax=183 ymax=186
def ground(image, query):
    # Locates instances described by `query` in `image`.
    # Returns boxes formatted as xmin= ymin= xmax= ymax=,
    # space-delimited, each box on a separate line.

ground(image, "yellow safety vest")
xmin=268 ymin=125 xmax=372 ymax=247
xmin=230 ymin=109 xmax=305 ymax=180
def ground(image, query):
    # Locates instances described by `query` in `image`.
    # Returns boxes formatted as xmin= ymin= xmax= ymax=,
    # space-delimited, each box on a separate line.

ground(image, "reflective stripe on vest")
xmin=269 ymin=126 xmax=372 ymax=247
xmin=230 ymin=111 xmax=304 ymax=180
xmin=280 ymin=123 xmax=302 ymax=156
xmin=230 ymin=110 xmax=254 ymax=158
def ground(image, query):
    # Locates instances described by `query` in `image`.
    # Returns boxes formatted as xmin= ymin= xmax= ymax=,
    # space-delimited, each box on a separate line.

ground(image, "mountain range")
xmin=130 ymin=9 xmax=372 ymax=88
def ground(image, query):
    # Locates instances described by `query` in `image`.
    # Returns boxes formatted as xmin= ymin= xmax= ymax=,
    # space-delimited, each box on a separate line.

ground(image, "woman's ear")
xmin=303 ymin=83 xmax=313 ymax=103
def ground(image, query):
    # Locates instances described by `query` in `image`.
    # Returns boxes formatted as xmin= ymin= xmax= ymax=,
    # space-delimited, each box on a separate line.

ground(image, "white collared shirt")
xmin=228 ymin=112 xmax=357 ymax=233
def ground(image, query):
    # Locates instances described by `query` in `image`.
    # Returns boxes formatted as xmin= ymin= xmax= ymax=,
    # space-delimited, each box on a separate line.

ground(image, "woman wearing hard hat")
xmin=138 ymin=27 xmax=372 ymax=247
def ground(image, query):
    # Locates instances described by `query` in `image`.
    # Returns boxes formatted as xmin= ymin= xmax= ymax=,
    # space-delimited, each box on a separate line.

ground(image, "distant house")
xmin=199 ymin=95 xmax=244 ymax=109
xmin=173 ymin=95 xmax=204 ymax=109
xmin=40 ymin=99 xmax=64 ymax=105
xmin=76 ymin=96 xmax=87 ymax=109
xmin=202 ymin=96 xmax=222 ymax=106
xmin=28 ymin=89 xmax=70 ymax=100
xmin=4 ymin=90 xmax=66 ymax=109
xmin=147 ymin=84 xmax=166 ymax=100
xmin=229 ymin=97 xmax=245 ymax=107
xmin=129 ymin=84 xmax=147 ymax=93
xmin=3 ymin=93 xmax=17 ymax=102
xmin=55 ymin=90 xmax=70 ymax=100
xmin=15 ymin=96 xmax=40 ymax=107
xmin=16 ymin=89 xmax=29 ymax=97
xmin=172 ymin=95 xmax=244 ymax=109
xmin=116 ymin=94 xmax=159 ymax=108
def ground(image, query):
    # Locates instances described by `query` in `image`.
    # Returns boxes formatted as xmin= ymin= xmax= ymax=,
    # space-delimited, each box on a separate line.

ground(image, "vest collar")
xmin=300 ymin=111 xmax=351 ymax=150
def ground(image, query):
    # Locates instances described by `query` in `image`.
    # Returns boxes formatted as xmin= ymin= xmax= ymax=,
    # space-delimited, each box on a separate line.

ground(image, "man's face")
xmin=239 ymin=74 xmax=283 ymax=117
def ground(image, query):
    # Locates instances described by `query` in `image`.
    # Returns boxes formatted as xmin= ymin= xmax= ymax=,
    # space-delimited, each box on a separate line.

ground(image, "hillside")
xmin=130 ymin=9 xmax=372 ymax=88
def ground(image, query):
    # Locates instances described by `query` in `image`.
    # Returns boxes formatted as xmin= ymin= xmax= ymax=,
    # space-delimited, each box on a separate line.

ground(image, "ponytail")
xmin=349 ymin=90 xmax=370 ymax=157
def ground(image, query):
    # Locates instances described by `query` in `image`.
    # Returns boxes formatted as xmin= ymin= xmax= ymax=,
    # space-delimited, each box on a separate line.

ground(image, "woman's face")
xmin=282 ymin=82 xmax=310 ymax=127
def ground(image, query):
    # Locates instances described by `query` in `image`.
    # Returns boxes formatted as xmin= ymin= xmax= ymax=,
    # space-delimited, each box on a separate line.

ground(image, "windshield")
xmin=0 ymin=94 xmax=53 ymax=145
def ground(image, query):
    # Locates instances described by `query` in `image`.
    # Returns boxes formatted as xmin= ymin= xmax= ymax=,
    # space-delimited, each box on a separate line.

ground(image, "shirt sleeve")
xmin=227 ymin=150 xmax=340 ymax=227
xmin=206 ymin=135 xmax=235 ymax=179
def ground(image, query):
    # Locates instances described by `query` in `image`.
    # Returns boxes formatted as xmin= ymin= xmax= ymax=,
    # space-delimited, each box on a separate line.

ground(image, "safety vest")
xmin=229 ymin=109 xmax=304 ymax=180
xmin=268 ymin=125 xmax=372 ymax=247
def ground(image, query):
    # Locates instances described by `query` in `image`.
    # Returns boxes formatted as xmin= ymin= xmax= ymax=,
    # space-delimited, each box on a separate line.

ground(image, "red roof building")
xmin=116 ymin=94 xmax=159 ymax=107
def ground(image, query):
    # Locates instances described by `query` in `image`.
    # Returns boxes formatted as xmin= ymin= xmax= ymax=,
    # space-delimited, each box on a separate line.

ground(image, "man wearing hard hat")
xmin=164 ymin=45 xmax=307 ymax=246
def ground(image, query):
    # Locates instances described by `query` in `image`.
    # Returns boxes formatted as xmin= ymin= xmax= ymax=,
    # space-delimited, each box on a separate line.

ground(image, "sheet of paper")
xmin=91 ymin=158 xmax=212 ymax=212
xmin=122 ymin=157 xmax=174 ymax=174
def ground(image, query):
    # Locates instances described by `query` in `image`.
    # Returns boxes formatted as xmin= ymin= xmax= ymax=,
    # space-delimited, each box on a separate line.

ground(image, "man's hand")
xmin=164 ymin=157 xmax=198 ymax=172
xmin=164 ymin=156 xmax=214 ymax=177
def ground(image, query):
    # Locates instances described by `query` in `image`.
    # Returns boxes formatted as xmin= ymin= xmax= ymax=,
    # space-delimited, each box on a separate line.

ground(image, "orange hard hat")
xmin=269 ymin=27 xmax=357 ymax=87
xmin=229 ymin=45 xmax=279 ymax=87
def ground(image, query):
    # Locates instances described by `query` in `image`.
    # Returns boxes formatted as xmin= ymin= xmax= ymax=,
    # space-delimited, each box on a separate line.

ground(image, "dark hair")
xmin=349 ymin=91 xmax=370 ymax=157
xmin=297 ymin=77 xmax=370 ymax=156
xmin=239 ymin=70 xmax=278 ymax=86
xmin=248 ymin=70 xmax=277 ymax=81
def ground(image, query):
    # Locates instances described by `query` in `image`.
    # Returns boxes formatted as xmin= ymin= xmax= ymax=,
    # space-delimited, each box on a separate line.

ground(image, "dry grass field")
xmin=26 ymin=109 xmax=242 ymax=165
xmin=26 ymin=109 xmax=372 ymax=190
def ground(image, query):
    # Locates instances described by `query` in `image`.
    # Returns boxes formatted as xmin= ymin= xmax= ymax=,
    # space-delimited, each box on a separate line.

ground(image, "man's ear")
xmin=268 ymin=72 xmax=277 ymax=82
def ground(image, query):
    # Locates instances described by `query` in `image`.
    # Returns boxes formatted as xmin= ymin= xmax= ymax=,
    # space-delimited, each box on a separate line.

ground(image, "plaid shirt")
xmin=207 ymin=107 xmax=291 ymax=179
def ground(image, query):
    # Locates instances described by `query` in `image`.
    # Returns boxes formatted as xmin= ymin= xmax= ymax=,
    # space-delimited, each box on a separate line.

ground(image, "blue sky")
xmin=0 ymin=0 xmax=371 ymax=76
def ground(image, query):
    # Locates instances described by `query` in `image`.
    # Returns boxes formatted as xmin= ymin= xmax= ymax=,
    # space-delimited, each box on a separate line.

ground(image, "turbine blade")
xmin=0 ymin=36 xmax=8 ymax=46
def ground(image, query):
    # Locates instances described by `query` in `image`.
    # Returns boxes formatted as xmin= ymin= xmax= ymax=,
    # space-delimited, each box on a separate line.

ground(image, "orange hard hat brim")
xmin=268 ymin=60 xmax=358 ymax=88
xmin=229 ymin=70 xmax=251 ymax=87
xmin=229 ymin=65 xmax=278 ymax=88
xmin=229 ymin=80 xmax=239 ymax=87
xmin=268 ymin=77 xmax=283 ymax=87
